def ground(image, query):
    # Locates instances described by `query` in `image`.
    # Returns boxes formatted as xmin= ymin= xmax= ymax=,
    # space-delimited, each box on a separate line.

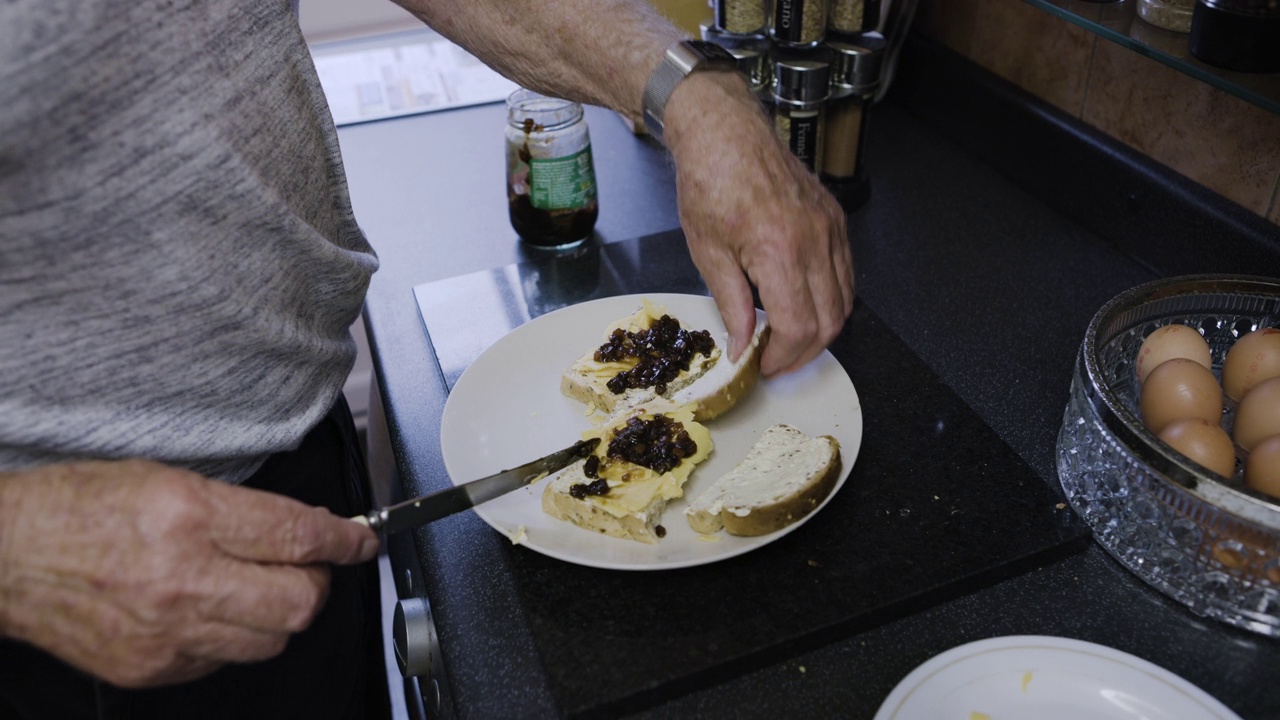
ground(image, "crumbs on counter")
xmin=1056 ymin=502 xmax=1067 ymax=510
xmin=807 ymin=559 xmax=820 ymax=567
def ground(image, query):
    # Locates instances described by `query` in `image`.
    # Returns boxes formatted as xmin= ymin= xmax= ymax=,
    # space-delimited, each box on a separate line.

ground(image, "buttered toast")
xmin=684 ymin=424 xmax=841 ymax=537
xmin=561 ymin=299 xmax=768 ymax=423
xmin=560 ymin=300 xmax=719 ymax=418
xmin=542 ymin=404 xmax=713 ymax=544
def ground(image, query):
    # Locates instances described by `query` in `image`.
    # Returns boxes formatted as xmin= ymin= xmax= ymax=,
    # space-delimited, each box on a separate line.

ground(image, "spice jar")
xmin=712 ymin=0 xmax=770 ymax=35
xmin=828 ymin=0 xmax=863 ymax=33
xmin=505 ymin=89 xmax=599 ymax=248
xmin=1137 ymin=0 xmax=1195 ymax=31
xmin=821 ymin=33 xmax=884 ymax=208
xmin=772 ymin=58 xmax=831 ymax=172
xmin=770 ymin=0 xmax=831 ymax=48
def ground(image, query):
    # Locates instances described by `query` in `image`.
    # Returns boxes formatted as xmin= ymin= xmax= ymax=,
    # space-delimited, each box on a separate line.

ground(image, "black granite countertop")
xmin=339 ymin=36 xmax=1280 ymax=720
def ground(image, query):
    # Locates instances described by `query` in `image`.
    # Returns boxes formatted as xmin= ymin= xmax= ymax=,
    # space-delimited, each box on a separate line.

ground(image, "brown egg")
xmin=1136 ymin=324 xmax=1213 ymax=385
xmin=1140 ymin=358 xmax=1224 ymax=434
xmin=1245 ymin=434 xmax=1280 ymax=499
xmin=1158 ymin=418 xmax=1237 ymax=478
xmin=1222 ymin=327 xmax=1280 ymax=401
xmin=1234 ymin=376 xmax=1280 ymax=452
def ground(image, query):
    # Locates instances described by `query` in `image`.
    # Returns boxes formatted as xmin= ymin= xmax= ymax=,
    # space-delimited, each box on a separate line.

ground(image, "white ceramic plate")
xmin=874 ymin=635 xmax=1242 ymax=720
xmin=438 ymin=293 xmax=862 ymax=571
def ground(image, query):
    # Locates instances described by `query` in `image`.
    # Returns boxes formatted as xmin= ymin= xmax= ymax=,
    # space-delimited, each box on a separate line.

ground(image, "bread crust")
xmin=681 ymin=324 xmax=770 ymax=422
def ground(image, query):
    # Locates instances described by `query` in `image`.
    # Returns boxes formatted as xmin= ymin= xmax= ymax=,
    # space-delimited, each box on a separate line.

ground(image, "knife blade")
xmin=354 ymin=437 xmax=600 ymax=534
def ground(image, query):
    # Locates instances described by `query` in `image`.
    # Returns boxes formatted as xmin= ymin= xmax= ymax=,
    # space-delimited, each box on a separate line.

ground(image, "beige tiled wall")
xmin=914 ymin=0 xmax=1280 ymax=226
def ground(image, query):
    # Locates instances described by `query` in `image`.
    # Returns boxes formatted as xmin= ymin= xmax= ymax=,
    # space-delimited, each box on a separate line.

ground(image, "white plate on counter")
xmin=438 ymin=293 xmax=863 ymax=571
xmin=874 ymin=635 xmax=1242 ymax=720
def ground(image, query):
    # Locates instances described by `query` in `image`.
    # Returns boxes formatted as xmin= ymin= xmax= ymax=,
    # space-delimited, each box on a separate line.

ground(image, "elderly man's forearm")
xmin=392 ymin=0 xmax=685 ymax=121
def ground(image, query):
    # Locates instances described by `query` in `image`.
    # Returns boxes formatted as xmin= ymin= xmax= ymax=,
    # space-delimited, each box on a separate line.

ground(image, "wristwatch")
xmin=642 ymin=40 xmax=739 ymax=144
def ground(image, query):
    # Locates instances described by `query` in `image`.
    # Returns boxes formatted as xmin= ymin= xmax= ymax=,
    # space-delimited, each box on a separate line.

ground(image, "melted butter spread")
xmin=578 ymin=404 xmax=712 ymax=517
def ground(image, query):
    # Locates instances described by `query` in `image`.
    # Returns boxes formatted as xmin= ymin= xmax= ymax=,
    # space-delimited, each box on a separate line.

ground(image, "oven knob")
xmin=392 ymin=597 xmax=435 ymax=678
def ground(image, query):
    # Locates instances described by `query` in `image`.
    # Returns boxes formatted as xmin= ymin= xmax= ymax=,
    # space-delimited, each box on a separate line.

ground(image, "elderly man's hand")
xmin=663 ymin=71 xmax=854 ymax=377
xmin=0 ymin=460 xmax=379 ymax=688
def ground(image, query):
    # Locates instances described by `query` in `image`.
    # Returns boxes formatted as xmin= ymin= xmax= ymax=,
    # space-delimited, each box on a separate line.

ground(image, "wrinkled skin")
xmin=0 ymin=459 xmax=378 ymax=688
xmin=665 ymin=72 xmax=855 ymax=376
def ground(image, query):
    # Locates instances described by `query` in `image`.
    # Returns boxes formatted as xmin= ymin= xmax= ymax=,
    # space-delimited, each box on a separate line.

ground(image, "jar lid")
xmin=773 ymin=58 xmax=831 ymax=106
xmin=729 ymin=46 xmax=772 ymax=92
xmin=827 ymin=32 xmax=886 ymax=98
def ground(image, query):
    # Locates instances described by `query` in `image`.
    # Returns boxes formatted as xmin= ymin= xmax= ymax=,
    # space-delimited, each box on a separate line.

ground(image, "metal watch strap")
xmin=642 ymin=40 xmax=738 ymax=144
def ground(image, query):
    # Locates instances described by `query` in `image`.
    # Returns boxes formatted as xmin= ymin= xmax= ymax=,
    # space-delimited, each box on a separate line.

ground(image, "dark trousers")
xmin=0 ymin=398 xmax=387 ymax=720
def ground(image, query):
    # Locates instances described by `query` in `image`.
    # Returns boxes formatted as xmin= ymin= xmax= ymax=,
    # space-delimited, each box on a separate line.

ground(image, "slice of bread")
xmin=560 ymin=300 xmax=723 ymax=420
xmin=541 ymin=460 xmax=673 ymax=544
xmin=670 ymin=323 xmax=770 ymax=422
xmin=542 ymin=404 xmax=713 ymax=544
xmin=684 ymin=424 xmax=841 ymax=537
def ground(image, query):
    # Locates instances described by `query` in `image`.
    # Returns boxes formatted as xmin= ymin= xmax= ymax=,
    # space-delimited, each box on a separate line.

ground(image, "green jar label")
xmin=529 ymin=147 xmax=597 ymax=211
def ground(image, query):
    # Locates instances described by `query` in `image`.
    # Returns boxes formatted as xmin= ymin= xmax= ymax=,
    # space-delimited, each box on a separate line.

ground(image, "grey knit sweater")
xmin=0 ymin=1 xmax=379 ymax=482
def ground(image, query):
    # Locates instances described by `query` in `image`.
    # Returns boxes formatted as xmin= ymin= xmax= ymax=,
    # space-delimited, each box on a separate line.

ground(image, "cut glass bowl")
xmin=1057 ymin=274 xmax=1280 ymax=636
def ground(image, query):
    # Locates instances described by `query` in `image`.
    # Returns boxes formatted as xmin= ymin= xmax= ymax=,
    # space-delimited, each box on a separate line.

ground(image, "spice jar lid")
xmin=827 ymin=32 xmax=886 ymax=98
xmin=729 ymin=46 xmax=772 ymax=93
xmin=773 ymin=58 xmax=831 ymax=107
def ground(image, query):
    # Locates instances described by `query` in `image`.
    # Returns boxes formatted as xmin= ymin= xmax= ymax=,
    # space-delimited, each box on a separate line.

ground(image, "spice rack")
xmin=1024 ymin=0 xmax=1280 ymax=114
xmin=701 ymin=0 xmax=890 ymax=210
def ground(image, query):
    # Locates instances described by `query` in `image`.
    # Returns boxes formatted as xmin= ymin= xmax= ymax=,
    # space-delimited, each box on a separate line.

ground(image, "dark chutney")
xmin=594 ymin=314 xmax=716 ymax=395
xmin=607 ymin=414 xmax=697 ymax=475
xmin=568 ymin=477 xmax=610 ymax=499
xmin=568 ymin=414 xmax=698 ymax=498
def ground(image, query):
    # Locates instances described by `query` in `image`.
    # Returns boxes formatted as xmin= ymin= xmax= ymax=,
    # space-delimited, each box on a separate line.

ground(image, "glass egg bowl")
xmin=1057 ymin=274 xmax=1280 ymax=637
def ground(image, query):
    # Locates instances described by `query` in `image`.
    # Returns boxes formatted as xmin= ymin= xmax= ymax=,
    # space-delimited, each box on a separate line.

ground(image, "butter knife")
xmin=353 ymin=437 xmax=600 ymax=534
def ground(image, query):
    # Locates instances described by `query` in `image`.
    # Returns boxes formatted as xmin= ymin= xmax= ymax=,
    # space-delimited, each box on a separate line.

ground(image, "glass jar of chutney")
xmin=505 ymin=89 xmax=599 ymax=249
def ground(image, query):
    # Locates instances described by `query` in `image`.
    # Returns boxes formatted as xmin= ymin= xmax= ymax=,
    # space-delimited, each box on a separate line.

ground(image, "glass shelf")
xmin=1025 ymin=0 xmax=1280 ymax=115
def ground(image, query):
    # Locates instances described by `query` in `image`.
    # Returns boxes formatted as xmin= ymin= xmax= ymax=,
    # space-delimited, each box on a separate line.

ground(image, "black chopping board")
xmin=413 ymin=229 xmax=1089 ymax=719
